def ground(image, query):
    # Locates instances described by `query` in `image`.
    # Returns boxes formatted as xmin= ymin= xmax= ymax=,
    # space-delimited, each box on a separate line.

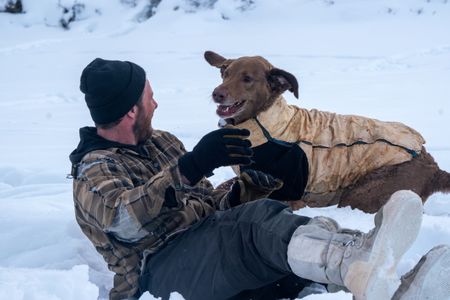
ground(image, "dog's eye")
xmin=242 ymin=75 xmax=253 ymax=83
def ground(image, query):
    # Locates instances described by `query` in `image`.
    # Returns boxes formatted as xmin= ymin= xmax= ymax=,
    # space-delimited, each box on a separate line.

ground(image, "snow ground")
xmin=0 ymin=0 xmax=449 ymax=299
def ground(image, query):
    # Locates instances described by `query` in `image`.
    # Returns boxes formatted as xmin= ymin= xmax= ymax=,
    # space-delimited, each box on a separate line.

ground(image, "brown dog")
xmin=205 ymin=50 xmax=450 ymax=213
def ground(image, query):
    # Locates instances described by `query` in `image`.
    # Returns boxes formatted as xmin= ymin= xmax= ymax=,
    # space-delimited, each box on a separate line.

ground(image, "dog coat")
xmin=233 ymin=96 xmax=425 ymax=199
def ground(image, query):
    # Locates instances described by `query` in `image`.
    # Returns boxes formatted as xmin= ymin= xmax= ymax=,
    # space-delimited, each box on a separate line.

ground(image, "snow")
xmin=0 ymin=0 xmax=449 ymax=299
xmin=0 ymin=265 xmax=98 ymax=300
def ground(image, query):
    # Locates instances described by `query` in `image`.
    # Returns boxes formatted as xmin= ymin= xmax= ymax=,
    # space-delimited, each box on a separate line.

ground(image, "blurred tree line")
xmin=0 ymin=0 xmax=254 ymax=28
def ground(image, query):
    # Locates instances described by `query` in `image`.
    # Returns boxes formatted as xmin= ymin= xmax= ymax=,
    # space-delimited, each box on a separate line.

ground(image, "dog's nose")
xmin=212 ymin=87 xmax=227 ymax=103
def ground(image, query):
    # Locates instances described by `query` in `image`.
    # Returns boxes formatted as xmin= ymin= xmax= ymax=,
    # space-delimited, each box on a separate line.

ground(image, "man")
xmin=70 ymin=58 xmax=450 ymax=300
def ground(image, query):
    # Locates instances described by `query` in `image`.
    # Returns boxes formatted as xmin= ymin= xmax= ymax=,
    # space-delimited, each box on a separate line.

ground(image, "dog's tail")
xmin=419 ymin=149 xmax=450 ymax=197
xmin=435 ymin=169 xmax=450 ymax=194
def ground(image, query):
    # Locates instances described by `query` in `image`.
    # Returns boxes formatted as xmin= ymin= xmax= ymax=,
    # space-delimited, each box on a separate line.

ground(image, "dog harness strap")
xmin=253 ymin=118 xmax=418 ymax=158
xmin=253 ymin=117 xmax=272 ymax=141
xmin=253 ymin=117 xmax=297 ymax=146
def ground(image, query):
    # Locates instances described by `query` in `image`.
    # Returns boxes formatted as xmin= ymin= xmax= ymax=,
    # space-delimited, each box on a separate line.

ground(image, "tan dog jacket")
xmin=233 ymin=96 xmax=425 ymax=197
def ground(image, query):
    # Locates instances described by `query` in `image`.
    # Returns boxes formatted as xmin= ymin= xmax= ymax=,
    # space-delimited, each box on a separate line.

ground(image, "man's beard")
xmin=133 ymin=109 xmax=153 ymax=143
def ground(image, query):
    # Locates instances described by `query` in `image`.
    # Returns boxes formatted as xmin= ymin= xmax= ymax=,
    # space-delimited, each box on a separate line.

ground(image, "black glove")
xmin=241 ymin=169 xmax=283 ymax=191
xmin=178 ymin=128 xmax=253 ymax=185
xmin=228 ymin=169 xmax=283 ymax=206
xmin=241 ymin=140 xmax=308 ymax=201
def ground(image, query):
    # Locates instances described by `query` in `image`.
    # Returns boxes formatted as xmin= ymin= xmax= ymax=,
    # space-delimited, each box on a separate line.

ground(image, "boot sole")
xmin=346 ymin=190 xmax=423 ymax=300
xmin=395 ymin=245 xmax=450 ymax=300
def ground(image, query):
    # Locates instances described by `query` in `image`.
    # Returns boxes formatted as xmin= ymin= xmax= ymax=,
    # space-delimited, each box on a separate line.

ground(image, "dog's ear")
xmin=204 ymin=51 xmax=234 ymax=77
xmin=204 ymin=51 xmax=227 ymax=67
xmin=267 ymin=68 xmax=299 ymax=99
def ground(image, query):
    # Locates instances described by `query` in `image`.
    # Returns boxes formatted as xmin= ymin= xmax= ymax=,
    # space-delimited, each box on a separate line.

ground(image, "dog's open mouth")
xmin=216 ymin=101 xmax=245 ymax=118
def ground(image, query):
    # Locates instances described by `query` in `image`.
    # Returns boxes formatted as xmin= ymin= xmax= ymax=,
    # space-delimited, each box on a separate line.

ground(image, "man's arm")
xmin=209 ymin=169 xmax=284 ymax=210
xmin=73 ymin=154 xmax=186 ymax=242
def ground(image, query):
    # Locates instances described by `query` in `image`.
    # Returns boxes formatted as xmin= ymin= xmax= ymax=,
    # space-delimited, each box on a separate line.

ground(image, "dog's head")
xmin=204 ymin=50 xmax=299 ymax=125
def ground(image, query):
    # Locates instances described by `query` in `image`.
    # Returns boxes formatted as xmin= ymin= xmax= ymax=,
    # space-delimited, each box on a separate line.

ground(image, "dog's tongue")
xmin=217 ymin=104 xmax=237 ymax=117
xmin=217 ymin=101 xmax=244 ymax=117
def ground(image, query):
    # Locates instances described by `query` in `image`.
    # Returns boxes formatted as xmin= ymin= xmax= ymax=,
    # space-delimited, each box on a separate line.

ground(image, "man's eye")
xmin=243 ymin=75 xmax=252 ymax=83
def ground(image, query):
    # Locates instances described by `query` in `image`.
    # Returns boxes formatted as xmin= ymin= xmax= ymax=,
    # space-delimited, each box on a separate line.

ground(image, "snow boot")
xmin=392 ymin=244 xmax=450 ymax=300
xmin=287 ymin=190 xmax=423 ymax=300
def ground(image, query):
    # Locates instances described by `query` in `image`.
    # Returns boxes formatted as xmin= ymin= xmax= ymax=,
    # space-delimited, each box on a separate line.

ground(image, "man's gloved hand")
xmin=178 ymin=128 xmax=253 ymax=185
xmin=241 ymin=141 xmax=308 ymax=201
xmin=228 ymin=169 xmax=283 ymax=206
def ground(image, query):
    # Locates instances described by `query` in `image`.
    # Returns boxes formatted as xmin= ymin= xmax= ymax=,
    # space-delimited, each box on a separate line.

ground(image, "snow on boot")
xmin=307 ymin=216 xmax=340 ymax=232
xmin=287 ymin=190 xmax=423 ymax=300
xmin=392 ymin=244 xmax=450 ymax=300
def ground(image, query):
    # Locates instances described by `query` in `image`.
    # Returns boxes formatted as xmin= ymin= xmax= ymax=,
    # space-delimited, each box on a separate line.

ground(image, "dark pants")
xmin=139 ymin=199 xmax=311 ymax=300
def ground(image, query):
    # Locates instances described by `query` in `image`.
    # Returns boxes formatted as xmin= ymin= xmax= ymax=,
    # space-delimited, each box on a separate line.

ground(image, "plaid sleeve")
xmin=74 ymin=155 xmax=185 ymax=231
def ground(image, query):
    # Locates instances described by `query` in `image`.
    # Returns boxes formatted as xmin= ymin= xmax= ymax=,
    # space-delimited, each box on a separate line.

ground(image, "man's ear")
xmin=267 ymin=68 xmax=299 ymax=99
xmin=126 ymin=105 xmax=138 ymax=119
xmin=204 ymin=51 xmax=235 ymax=77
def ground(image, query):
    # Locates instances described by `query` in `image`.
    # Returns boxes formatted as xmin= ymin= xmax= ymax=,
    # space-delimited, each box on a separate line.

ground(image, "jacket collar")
xmin=69 ymin=126 xmax=149 ymax=165
xmin=233 ymin=96 xmax=297 ymax=147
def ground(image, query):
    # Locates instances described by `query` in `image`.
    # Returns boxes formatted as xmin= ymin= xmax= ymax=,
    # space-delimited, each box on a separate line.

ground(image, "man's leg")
xmin=230 ymin=216 xmax=339 ymax=300
xmin=287 ymin=190 xmax=423 ymax=300
xmin=229 ymin=274 xmax=317 ymax=300
xmin=392 ymin=244 xmax=450 ymax=300
xmin=139 ymin=199 xmax=311 ymax=300
xmin=140 ymin=190 xmax=442 ymax=300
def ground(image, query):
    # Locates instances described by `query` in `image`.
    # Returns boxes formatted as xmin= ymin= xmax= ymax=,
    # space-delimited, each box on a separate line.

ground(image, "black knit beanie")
xmin=80 ymin=58 xmax=146 ymax=124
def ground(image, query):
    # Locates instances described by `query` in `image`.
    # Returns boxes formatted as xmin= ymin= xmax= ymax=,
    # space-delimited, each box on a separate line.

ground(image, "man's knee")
xmin=230 ymin=199 xmax=289 ymax=221
xmin=225 ymin=199 xmax=310 ymax=233
xmin=246 ymin=198 xmax=291 ymax=214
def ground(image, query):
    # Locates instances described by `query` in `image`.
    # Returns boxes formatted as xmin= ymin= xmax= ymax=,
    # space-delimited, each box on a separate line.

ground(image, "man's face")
xmin=134 ymin=80 xmax=158 ymax=142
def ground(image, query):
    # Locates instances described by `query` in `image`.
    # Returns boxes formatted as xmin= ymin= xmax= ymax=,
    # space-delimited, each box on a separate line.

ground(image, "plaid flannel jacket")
xmin=72 ymin=129 xmax=234 ymax=300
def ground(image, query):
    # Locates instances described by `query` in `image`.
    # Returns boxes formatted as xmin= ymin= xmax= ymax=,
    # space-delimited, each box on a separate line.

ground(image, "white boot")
xmin=392 ymin=244 xmax=450 ymax=300
xmin=287 ymin=190 xmax=423 ymax=300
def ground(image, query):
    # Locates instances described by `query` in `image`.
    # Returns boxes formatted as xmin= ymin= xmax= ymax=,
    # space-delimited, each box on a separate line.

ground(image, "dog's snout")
xmin=212 ymin=87 xmax=227 ymax=103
